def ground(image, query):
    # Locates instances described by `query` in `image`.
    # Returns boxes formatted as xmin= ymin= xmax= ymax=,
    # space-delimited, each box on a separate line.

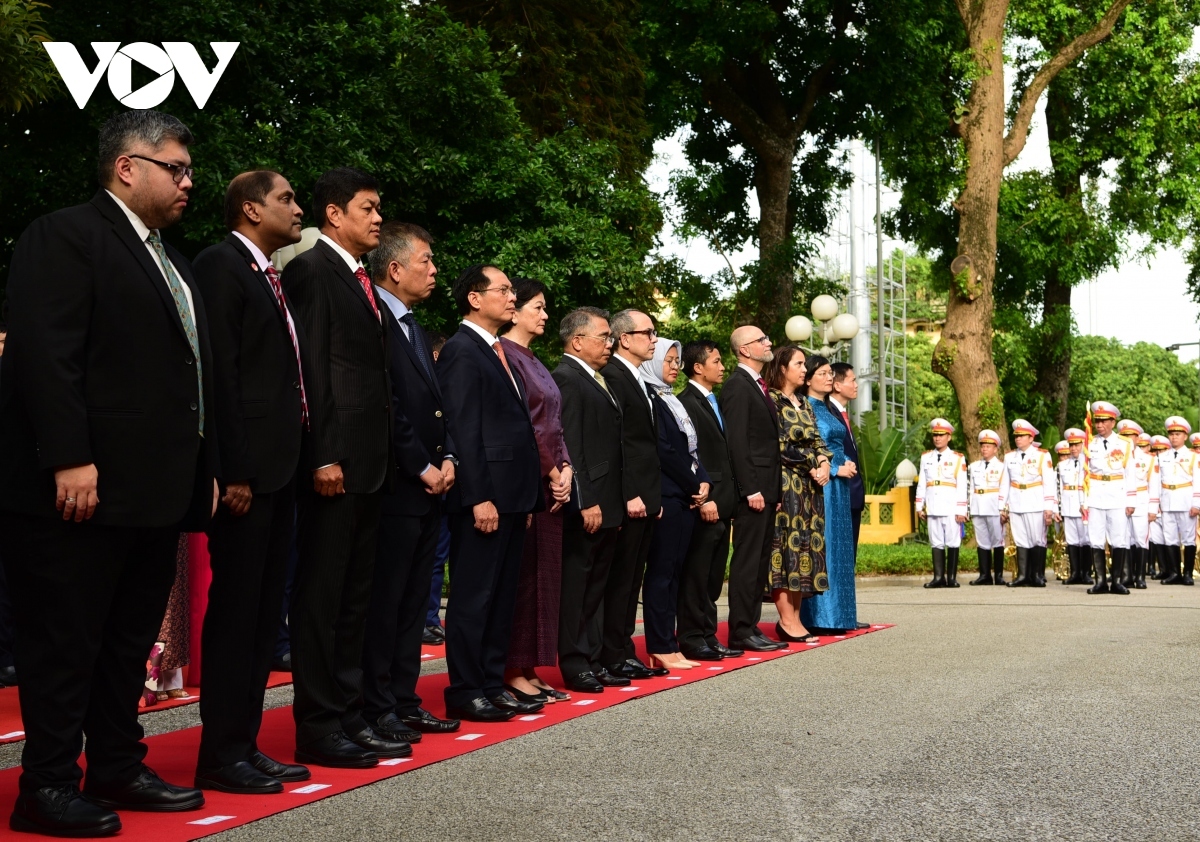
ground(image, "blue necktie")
xmin=707 ymin=392 xmax=724 ymax=431
xmin=401 ymin=312 xmax=434 ymax=381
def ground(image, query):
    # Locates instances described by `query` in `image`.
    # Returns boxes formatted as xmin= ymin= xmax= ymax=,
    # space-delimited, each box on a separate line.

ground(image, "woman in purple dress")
xmin=499 ymin=278 xmax=574 ymax=702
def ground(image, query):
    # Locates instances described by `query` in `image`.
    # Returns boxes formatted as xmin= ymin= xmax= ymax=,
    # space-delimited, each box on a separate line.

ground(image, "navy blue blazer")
xmin=826 ymin=398 xmax=865 ymax=510
xmin=653 ymin=394 xmax=711 ymax=514
xmin=436 ymin=324 xmax=542 ymax=515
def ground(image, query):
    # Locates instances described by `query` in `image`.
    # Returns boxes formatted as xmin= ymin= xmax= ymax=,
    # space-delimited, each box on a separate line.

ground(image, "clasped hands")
xmin=57 ymin=465 xmax=219 ymax=521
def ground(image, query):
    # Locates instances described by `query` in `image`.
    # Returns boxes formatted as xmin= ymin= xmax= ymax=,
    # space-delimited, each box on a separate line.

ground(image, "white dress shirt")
xmin=374 ymin=286 xmax=411 ymax=337
xmin=462 ymin=319 xmax=519 ymax=395
xmin=613 ymin=352 xmax=653 ymax=417
xmin=105 ymin=190 xmax=195 ymax=325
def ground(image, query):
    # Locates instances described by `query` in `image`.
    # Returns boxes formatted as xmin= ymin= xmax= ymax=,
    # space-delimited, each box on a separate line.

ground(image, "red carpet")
xmin=0 ymin=623 xmax=890 ymax=839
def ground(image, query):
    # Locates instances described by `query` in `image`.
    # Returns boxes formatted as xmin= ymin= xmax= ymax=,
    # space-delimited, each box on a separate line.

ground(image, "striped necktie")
xmin=147 ymin=233 xmax=203 ymax=434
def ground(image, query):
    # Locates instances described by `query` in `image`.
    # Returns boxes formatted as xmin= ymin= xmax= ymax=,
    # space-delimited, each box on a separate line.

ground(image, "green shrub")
xmin=856 ymin=543 xmax=930 ymax=576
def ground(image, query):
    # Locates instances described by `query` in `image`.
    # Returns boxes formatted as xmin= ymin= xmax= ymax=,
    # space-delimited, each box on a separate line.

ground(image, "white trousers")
xmin=1150 ymin=517 xmax=1164 ymax=545
xmin=1161 ymin=510 xmax=1198 ymax=546
xmin=928 ymin=515 xmax=961 ymax=549
xmin=1127 ymin=513 xmax=1149 ymax=549
xmin=973 ymin=515 xmax=1003 ymax=550
xmin=1063 ymin=516 xmax=1088 ymax=547
xmin=1088 ymin=508 xmax=1129 ymax=549
xmin=1009 ymin=511 xmax=1046 ymax=548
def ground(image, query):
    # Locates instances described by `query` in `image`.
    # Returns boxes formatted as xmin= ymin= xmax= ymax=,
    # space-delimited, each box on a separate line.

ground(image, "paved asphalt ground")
xmin=4 ymin=576 xmax=1200 ymax=841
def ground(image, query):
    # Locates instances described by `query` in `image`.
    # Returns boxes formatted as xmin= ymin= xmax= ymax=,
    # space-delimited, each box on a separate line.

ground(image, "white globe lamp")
xmin=831 ymin=312 xmax=860 ymax=341
xmin=785 ymin=315 xmax=813 ymax=342
xmin=810 ymin=294 xmax=839 ymax=322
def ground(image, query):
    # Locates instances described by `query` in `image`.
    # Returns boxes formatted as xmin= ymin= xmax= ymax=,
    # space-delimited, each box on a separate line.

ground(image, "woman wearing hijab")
xmin=639 ymin=339 xmax=712 ymax=670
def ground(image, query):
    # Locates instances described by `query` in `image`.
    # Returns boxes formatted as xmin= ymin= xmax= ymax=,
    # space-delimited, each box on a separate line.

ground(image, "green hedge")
xmin=855 ymin=543 xmax=931 ymax=576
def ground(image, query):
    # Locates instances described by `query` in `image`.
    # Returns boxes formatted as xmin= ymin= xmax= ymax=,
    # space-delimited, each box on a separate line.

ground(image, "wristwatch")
xmin=443 ymin=454 xmax=459 ymax=467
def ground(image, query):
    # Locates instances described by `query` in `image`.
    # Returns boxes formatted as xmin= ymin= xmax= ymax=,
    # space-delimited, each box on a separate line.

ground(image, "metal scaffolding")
xmin=871 ymin=251 xmax=908 ymax=436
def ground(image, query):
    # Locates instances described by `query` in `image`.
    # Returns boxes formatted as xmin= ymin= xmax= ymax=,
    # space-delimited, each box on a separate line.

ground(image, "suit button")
xmin=293 ymin=382 xmax=300 ymax=389
xmin=185 ymin=356 xmax=194 ymax=365
xmin=189 ymin=402 xmax=198 ymax=411
xmin=436 ymin=446 xmax=443 ymax=453
xmin=435 ymin=410 xmax=443 ymax=418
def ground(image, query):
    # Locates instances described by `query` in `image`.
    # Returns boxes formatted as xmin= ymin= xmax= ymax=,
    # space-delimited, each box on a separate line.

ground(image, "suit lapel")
xmin=687 ymin=383 xmax=724 ymax=438
xmin=574 ymin=358 xmax=617 ymax=408
xmin=398 ymin=318 xmax=438 ymax=393
xmin=315 ymin=240 xmax=379 ymax=327
xmin=461 ymin=325 xmax=523 ymax=406
xmin=609 ymin=360 xmax=652 ymax=424
xmin=225 ymin=234 xmax=292 ymax=334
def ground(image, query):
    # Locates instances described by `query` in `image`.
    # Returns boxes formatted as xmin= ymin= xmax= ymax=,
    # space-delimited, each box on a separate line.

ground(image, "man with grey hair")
xmin=0 ymin=109 xmax=213 ymax=835
xmin=720 ymin=325 xmax=787 ymax=652
xmin=552 ymin=308 xmax=624 ymax=692
xmin=599 ymin=309 xmax=664 ymax=680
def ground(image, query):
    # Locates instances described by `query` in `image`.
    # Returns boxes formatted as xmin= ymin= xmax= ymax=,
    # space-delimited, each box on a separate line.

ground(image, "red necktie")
xmin=841 ymin=409 xmax=855 ymax=446
xmin=264 ymin=266 xmax=309 ymax=429
xmin=353 ymin=266 xmax=380 ymax=320
xmin=493 ymin=341 xmax=519 ymax=394
xmin=755 ymin=376 xmax=775 ymax=412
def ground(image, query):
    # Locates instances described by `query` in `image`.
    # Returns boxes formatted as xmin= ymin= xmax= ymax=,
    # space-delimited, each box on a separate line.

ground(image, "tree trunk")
xmin=1034 ymin=82 xmax=1079 ymax=433
xmin=751 ymin=146 xmax=796 ymax=336
xmin=935 ymin=1 xmax=1011 ymax=459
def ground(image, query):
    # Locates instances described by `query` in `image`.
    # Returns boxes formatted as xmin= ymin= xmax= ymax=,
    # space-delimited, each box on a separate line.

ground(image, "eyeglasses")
xmin=477 ymin=285 xmax=514 ymax=297
xmin=747 ymin=335 xmax=770 ymax=345
xmin=129 ymin=154 xmax=194 ymax=184
xmin=581 ymin=333 xmax=616 ymax=346
xmin=624 ymin=328 xmax=657 ymax=340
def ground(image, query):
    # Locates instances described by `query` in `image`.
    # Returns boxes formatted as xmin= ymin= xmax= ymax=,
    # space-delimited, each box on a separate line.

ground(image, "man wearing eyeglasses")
xmin=721 ymin=326 xmax=788 ymax=652
xmin=600 ymin=310 xmax=666 ymax=680
xmin=436 ymin=265 xmax=543 ymax=721
xmin=0 ymin=110 xmax=216 ymax=835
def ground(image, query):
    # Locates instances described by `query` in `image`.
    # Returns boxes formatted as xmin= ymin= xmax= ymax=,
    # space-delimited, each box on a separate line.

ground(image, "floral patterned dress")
xmin=770 ymin=389 xmax=832 ymax=594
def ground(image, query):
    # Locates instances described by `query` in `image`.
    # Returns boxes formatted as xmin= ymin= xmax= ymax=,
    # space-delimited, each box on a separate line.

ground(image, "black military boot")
xmin=1087 ymin=548 xmax=1109 ymax=594
xmin=946 ymin=547 xmax=961 ymax=587
xmin=1008 ymin=548 xmax=1030 ymax=587
xmin=1184 ymin=545 xmax=1195 ymax=585
xmin=992 ymin=547 xmax=1006 ymax=585
xmin=1133 ymin=546 xmax=1148 ymax=589
xmin=1150 ymin=543 xmax=1165 ymax=579
xmin=1080 ymin=547 xmax=1094 ymax=584
xmin=969 ymin=548 xmax=993 ymax=585
xmin=1121 ymin=545 xmax=1135 ymax=588
xmin=1030 ymin=546 xmax=1047 ymax=587
xmin=1163 ymin=545 xmax=1185 ymax=585
xmin=1065 ymin=545 xmax=1084 ymax=584
xmin=1109 ymin=548 xmax=1130 ymax=594
xmin=925 ymin=548 xmax=946 ymax=588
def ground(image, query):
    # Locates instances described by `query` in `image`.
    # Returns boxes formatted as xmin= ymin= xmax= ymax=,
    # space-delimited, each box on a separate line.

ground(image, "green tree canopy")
xmin=0 ymin=0 xmax=57 ymax=111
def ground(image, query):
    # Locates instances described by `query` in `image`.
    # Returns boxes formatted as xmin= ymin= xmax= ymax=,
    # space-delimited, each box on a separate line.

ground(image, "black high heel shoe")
xmin=504 ymin=684 xmax=549 ymax=704
xmin=775 ymin=622 xmax=818 ymax=644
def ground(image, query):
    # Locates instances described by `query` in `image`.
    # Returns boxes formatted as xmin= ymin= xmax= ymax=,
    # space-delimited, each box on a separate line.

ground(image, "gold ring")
xmin=65 ymin=497 xmax=76 ymax=503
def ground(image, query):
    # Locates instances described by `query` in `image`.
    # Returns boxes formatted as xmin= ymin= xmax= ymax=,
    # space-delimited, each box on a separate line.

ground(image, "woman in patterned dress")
xmin=763 ymin=346 xmax=831 ymax=642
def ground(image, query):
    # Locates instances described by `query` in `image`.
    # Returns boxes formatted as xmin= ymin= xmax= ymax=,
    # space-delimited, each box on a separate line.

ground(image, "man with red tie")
xmin=282 ymin=168 xmax=408 ymax=768
xmin=827 ymin=363 xmax=865 ymax=551
xmin=193 ymin=171 xmax=313 ymax=793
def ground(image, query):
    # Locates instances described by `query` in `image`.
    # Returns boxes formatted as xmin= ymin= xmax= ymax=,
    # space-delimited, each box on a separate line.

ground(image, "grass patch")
xmin=856 ymin=543 xmax=930 ymax=576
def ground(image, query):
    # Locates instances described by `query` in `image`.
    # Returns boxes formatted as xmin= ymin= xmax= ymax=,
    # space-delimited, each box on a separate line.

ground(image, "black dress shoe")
xmin=427 ymin=624 xmax=446 ymax=640
xmin=709 ymin=642 xmax=743 ymax=658
xmin=564 ymin=672 xmax=604 ymax=693
xmin=295 ymin=731 xmax=379 ymax=768
xmin=625 ymin=657 xmax=668 ymax=677
xmin=347 ymin=726 xmax=412 ymax=758
xmin=374 ymin=712 xmax=423 ymax=743
xmin=446 ymin=697 xmax=516 ymax=722
xmin=84 ymin=765 xmax=204 ymax=812
xmin=488 ymin=691 xmax=544 ymax=713
xmin=732 ymin=635 xmax=786 ymax=652
xmin=680 ymin=646 xmax=725 ymax=661
xmin=270 ymin=651 xmax=292 ymax=672
xmin=250 ymin=751 xmax=311 ymax=782
xmin=195 ymin=761 xmax=283 ymax=795
xmin=855 ymin=622 xmax=871 ymax=630
xmin=12 ymin=786 xmax=121 ymax=837
xmin=1109 ymin=581 xmax=1130 ymax=595
xmin=0 ymin=665 xmax=16 ymax=687
xmin=398 ymin=708 xmax=461 ymax=733
xmin=774 ymin=623 xmax=818 ymax=643
xmin=421 ymin=627 xmax=443 ymax=645
xmin=594 ymin=668 xmax=632 ymax=687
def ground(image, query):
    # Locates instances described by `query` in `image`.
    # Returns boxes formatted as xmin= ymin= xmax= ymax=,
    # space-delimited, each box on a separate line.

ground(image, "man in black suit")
xmin=282 ymin=168 xmax=407 ymax=768
xmin=361 ymin=222 xmax=461 ymax=741
xmin=192 ymin=171 xmax=312 ymax=794
xmin=677 ymin=340 xmax=743 ymax=661
xmin=0 ymin=317 xmax=13 ymax=691
xmin=437 ymin=265 xmax=543 ymax=721
xmin=599 ymin=310 xmax=662 ymax=681
xmin=721 ymin=326 xmax=788 ymax=653
xmin=552 ymin=308 xmax=625 ymax=693
xmin=0 ymin=110 xmax=213 ymax=836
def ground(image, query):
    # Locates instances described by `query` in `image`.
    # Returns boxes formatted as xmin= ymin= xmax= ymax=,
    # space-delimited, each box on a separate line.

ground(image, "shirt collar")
xmin=318 ymin=233 xmax=364 ymax=274
xmin=688 ymin=379 xmax=712 ymax=398
xmin=461 ymin=318 xmax=498 ymax=345
xmin=231 ymin=231 xmax=273 ymax=273
xmin=563 ymin=353 xmax=598 ymax=374
xmin=737 ymin=362 xmax=764 ymax=382
xmin=828 ymin=395 xmax=847 ymax=413
xmin=374 ymin=285 xmax=410 ymax=323
xmin=613 ymin=353 xmax=644 ymax=381
xmin=105 ymin=189 xmax=154 ymax=243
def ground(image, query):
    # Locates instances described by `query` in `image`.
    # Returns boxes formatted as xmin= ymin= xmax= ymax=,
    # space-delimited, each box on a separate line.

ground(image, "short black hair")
xmin=223 ymin=170 xmax=281 ymax=231
xmin=97 ymin=110 xmax=193 ymax=186
xmin=428 ymin=331 xmax=448 ymax=354
xmin=452 ymin=264 xmax=501 ymax=315
xmin=831 ymin=361 xmax=854 ymax=384
xmin=311 ymin=167 xmax=379 ymax=228
xmin=682 ymin=339 xmax=720 ymax=379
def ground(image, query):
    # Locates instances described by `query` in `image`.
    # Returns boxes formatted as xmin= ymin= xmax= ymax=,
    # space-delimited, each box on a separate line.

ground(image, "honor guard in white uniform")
xmin=1148 ymin=435 xmax=1170 ymax=579
xmin=1157 ymin=416 xmax=1200 ymax=585
xmin=1191 ymin=432 xmax=1200 ymax=455
xmin=1058 ymin=429 xmax=1092 ymax=585
xmin=967 ymin=430 xmax=1005 ymax=585
xmin=1118 ymin=427 xmax=1158 ymax=589
xmin=1083 ymin=401 xmax=1135 ymax=594
xmin=998 ymin=419 xmax=1056 ymax=587
xmin=915 ymin=418 xmax=968 ymax=588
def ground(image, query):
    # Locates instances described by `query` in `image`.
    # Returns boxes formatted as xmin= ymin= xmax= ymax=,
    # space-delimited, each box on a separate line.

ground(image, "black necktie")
xmin=937 ymin=452 xmax=941 ymax=463
xmin=1103 ymin=439 xmax=1108 ymax=451
xmin=401 ymin=312 xmax=434 ymax=381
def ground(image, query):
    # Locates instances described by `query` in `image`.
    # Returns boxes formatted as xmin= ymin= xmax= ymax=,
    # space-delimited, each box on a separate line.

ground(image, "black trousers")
xmin=362 ymin=506 xmax=441 ymax=721
xmin=677 ymin=517 xmax=730 ymax=652
xmin=601 ymin=515 xmax=655 ymax=665
xmin=643 ymin=506 xmax=696 ymax=653
xmin=290 ymin=489 xmax=382 ymax=746
xmin=197 ymin=479 xmax=296 ymax=769
xmin=0 ymin=514 xmax=177 ymax=793
xmin=558 ymin=521 xmax=619 ymax=679
xmin=0 ymin=546 xmax=13 ymax=669
xmin=727 ymin=503 xmax=772 ymax=642
xmin=851 ymin=507 xmax=862 ymax=562
xmin=444 ymin=512 xmax=527 ymax=708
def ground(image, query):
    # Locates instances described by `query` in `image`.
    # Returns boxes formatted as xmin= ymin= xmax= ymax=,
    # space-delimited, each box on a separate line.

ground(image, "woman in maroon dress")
xmin=499 ymin=278 xmax=574 ymax=701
